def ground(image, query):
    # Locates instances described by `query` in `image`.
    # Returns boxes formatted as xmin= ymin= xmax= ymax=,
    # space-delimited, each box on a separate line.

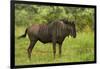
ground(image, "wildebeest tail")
xmin=18 ymin=28 xmax=28 ymax=39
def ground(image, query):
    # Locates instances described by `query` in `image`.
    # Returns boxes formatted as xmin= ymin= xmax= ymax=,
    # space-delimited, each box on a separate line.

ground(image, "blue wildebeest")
xmin=18 ymin=19 xmax=76 ymax=60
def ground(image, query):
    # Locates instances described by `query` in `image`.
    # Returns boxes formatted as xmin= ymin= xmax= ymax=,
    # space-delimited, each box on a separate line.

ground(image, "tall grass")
xmin=15 ymin=26 xmax=94 ymax=65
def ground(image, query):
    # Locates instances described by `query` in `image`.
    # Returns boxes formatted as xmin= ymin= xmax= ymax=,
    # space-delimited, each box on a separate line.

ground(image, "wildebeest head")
xmin=69 ymin=21 xmax=76 ymax=38
xmin=61 ymin=19 xmax=76 ymax=38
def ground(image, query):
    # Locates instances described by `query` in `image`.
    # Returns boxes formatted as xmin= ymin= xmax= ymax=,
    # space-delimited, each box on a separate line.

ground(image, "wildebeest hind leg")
xmin=53 ymin=42 xmax=56 ymax=59
xmin=27 ymin=40 xmax=37 ymax=60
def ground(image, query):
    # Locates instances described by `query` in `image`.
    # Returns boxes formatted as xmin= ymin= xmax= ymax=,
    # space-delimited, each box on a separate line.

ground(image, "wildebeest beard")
xmin=18 ymin=19 xmax=76 ymax=60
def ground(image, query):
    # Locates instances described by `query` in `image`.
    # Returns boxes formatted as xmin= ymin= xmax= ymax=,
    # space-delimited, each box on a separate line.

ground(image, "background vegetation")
xmin=15 ymin=4 xmax=95 ymax=65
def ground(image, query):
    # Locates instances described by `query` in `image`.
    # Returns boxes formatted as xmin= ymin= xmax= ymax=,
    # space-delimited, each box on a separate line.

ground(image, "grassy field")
xmin=15 ymin=26 xmax=94 ymax=65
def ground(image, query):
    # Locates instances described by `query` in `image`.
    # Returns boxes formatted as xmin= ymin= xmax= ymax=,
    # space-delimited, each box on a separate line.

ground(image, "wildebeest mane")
xmin=48 ymin=20 xmax=68 ymax=38
xmin=48 ymin=19 xmax=76 ymax=39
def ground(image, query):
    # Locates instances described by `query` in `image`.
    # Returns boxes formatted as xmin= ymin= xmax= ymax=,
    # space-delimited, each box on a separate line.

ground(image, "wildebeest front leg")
xmin=52 ymin=42 xmax=56 ymax=59
xmin=59 ymin=43 xmax=62 ymax=57
xmin=27 ymin=40 xmax=37 ymax=60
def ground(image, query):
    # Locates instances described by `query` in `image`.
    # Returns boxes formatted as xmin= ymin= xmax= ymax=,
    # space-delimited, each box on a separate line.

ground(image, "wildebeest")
xmin=18 ymin=19 xmax=76 ymax=60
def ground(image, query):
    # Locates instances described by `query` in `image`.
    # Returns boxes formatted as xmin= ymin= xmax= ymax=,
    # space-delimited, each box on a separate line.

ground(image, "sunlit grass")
xmin=15 ymin=26 xmax=94 ymax=65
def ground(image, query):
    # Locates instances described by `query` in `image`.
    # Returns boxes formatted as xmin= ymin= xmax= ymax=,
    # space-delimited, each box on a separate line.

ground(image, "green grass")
xmin=15 ymin=26 xmax=94 ymax=65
